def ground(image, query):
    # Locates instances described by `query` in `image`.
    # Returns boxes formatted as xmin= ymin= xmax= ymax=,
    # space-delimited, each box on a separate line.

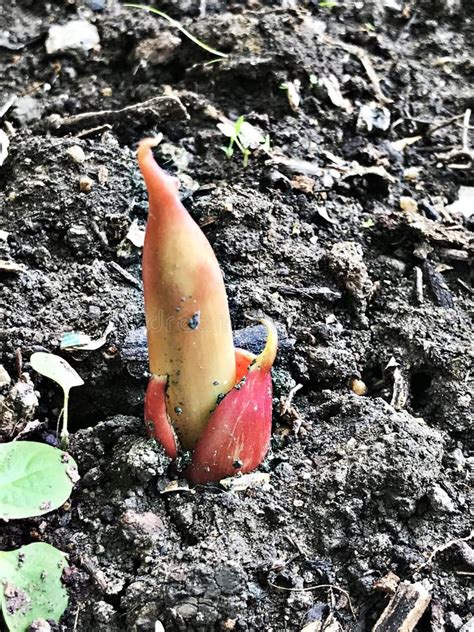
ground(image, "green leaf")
xmin=0 ymin=543 xmax=68 ymax=632
xmin=0 ymin=442 xmax=79 ymax=520
xmin=30 ymin=353 xmax=84 ymax=393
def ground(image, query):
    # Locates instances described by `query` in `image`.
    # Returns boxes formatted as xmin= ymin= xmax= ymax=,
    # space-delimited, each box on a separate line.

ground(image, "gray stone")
xmin=446 ymin=612 xmax=464 ymax=630
xmin=0 ymin=365 xmax=11 ymax=388
xmin=460 ymin=618 xmax=474 ymax=632
xmin=45 ymin=20 xmax=100 ymax=54
xmin=429 ymin=484 xmax=456 ymax=513
xmin=13 ymin=96 xmax=42 ymax=124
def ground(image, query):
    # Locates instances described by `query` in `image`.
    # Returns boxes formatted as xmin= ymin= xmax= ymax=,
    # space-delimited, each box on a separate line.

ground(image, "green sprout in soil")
xmin=319 ymin=0 xmax=338 ymax=7
xmin=361 ymin=217 xmax=375 ymax=229
xmin=217 ymin=116 xmax=270 ymax=167
xmin=30 ymin=352 xmax=84 ymax=447
xmin=124 ymin=4 xmax=228 ymax=58
xmin=137 ymin=138 xmax=278 ymax=483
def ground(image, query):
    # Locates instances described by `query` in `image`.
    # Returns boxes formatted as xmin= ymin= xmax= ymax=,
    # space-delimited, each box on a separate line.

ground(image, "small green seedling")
xmin=319 ymin=0 xmax=338 ymax=7
xmin=124 ymin=4 xmax=227 ymax=58
xmin=361 ymin=217 xmax=375 ymax=229
xmin=217 ymin=116 xmax=270 ymax=167
xmin=30 ymin=352 xmax=84 ymax=447
xmin=0 ymin=543 xmax=68 ymax=632
xmin=0 ymin=441 xmax=79 ymax=520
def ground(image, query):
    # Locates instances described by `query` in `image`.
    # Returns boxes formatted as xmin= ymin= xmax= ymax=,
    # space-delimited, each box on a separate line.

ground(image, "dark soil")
xmin=1 ymin=0 xmax=473 ymax=630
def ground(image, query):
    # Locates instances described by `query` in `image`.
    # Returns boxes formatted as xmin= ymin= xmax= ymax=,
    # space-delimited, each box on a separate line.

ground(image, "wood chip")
xmin=373 ymin=571 xmax=400 ymax=595
xmin=422 ymin=261 xmax=454 ymax=309
xmin=372 ymin=580 xmax=431 ymax=632
xmin=0 ymin=260 xmax=26 ymax=273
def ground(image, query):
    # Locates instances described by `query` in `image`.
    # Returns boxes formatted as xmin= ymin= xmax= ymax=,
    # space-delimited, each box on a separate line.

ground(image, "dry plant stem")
xmin=414 ymin=266 xmax=423 ymax=304
xmin=48 ymin=96 xmax=189 ymax=132
xmin=61 ymin=390 xmax=69 ymax=444
xmin=320 ymin=34 xmax=393 ymax=105
xmin=427 ymin=112 xmax=465 ymax=137
xmin=280 ymin=383 xmax=303 ymax=416
xmin=267 ymin=581 xmax=356 ymax=619
xmin=415 ymin=530 xmax=474 ymax=571
xmin=462 ymin=108 xmax=471 ymax=151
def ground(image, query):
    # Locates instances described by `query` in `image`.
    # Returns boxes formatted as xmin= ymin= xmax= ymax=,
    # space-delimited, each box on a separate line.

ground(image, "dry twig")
xmin=415 ymin=530 xmax=474 ymax=571
xmin=268 ymin=580 xmax=356 ymax=619
xmin=320 ymin=34 xmax=393 ymax=105
xmin=46 ymin=95 xmax=189 ymax=133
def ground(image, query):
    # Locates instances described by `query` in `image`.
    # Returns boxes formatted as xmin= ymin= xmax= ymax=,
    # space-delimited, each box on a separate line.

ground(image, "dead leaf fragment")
xmin=445 ymin=186 xmax=474 ymax=219
xmin=390 ymin=135 xmax=422 ymax=152
xmin=220 ymin=472 xmax=270 ymax=491
xmin=291 ymin=175 xmax=315 ymax=193
xmin=60 ymin=321 xmax=114 ymax=351
xmin=281 ymin=80 xmax=301 ymax=112
xmin=321 ymin=74 xmax=353 ymax=113
xmin=160 ymin=480 xmax=193 ymax=494
xmin=357 ymin=102 xmax=390 ymax=131
xmin=126 ymin=220 xmax=146 ymax=248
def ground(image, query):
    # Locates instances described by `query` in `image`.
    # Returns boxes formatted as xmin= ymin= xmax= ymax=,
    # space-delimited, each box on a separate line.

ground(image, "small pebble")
xmin=403 ymin=167 xmax=422 ymax=181
xmin=448 ymin=448 xmax=466 ymax=470
xmin=400 ymin=196 xmax=418 ymax=213
xmin=12 ymin=96 xmax=42 ymax=124
xmin=350 ymin=378 xmax=367 ymax=396
xmin=79 ymin=176 xmax=93 ymax=193
xmin=429 ymin=484 xmax=455 ymax=513
xmin=45 ymin=20 xmax=100 ymax=54
xmin=446 ymin=612 xmax=464 ymax=631
xmin=66 ymin=145 xmax=86 ymax=164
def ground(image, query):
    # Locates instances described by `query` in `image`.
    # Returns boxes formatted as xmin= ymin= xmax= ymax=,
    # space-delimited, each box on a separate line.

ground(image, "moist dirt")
xmin=0 ymin=1 xmax=473 ymax=630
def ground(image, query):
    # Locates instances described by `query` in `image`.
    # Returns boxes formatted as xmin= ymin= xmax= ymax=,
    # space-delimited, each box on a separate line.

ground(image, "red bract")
xmin=138 ymin=138 xmax=278 ymax=483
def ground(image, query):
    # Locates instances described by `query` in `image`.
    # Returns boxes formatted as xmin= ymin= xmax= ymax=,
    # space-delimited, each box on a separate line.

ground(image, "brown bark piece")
xmin=372 ymin=581 xmax=431 ymax=632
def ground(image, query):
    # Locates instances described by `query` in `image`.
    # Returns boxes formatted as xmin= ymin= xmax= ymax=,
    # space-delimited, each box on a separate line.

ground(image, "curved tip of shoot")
xmin=137 ymin=137 xmax=179 ymax=200
xmin=253 ymin=318 xmax=278 ymax=372
xmin=137 ymin=137 xmax=161 ymax=163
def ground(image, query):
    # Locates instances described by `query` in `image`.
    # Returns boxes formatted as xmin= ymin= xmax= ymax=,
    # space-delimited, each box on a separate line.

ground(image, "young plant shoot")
xmin=138 ymin=138 xmax=277 ymax=484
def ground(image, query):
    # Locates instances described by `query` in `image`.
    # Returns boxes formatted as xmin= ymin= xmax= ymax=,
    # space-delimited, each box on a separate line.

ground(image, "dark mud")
xmin=0 ymin=0 xmax=473 ymax=630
